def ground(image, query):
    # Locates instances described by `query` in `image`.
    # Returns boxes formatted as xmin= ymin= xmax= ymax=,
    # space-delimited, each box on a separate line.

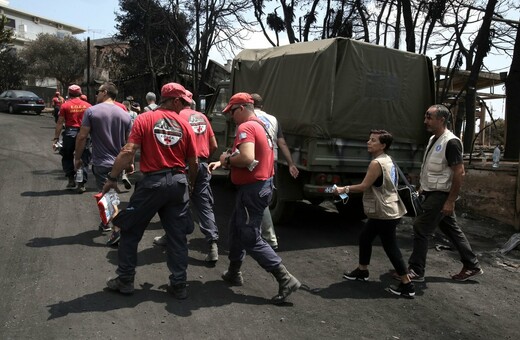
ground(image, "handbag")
xmin=394 ymin=162 xmax=424 ymax=217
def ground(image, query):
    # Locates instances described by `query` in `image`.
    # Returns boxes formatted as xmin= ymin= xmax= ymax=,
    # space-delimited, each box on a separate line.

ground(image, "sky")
xmin=7 ymin=0 xmax=516 ymax=119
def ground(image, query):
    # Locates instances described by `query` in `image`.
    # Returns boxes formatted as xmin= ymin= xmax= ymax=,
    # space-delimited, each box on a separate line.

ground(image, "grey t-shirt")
xmin=82 ymin=102 xmax=132 ymax=168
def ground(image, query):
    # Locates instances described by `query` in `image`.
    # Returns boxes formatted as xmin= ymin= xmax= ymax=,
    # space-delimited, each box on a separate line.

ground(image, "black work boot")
xmin=270 ymin=264 xmax=301 ymax=305
xmin=106 ymin=276 xmax=134 ymax=295
xmin=221 ymin=261 xmax=243 ymax=286
xmin=66 ymin=177 xmax=76 ymax=189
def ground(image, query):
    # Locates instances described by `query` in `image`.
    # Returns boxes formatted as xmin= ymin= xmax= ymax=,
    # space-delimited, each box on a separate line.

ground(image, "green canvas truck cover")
xmin=231 ymin=38 xmax=434 ymax=144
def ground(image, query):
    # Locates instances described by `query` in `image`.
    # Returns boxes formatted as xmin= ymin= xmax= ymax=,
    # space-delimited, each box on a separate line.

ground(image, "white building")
xmin=0 ymin=0 xmax=85 ymax=50
xmin=0 ymin=0 xmax=86 ymax=96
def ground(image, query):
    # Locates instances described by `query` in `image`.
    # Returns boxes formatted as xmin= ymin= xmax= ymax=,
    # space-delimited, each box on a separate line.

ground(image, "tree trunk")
xmin=462 ymin=0 xmax=497 ymax=152
xmin=504 ymin=18 xmax=520 ymax=160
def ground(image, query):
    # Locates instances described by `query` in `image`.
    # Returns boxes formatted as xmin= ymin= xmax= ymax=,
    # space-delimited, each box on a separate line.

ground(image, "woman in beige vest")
xmin=333 ymin=129 xmax=414 ymax=298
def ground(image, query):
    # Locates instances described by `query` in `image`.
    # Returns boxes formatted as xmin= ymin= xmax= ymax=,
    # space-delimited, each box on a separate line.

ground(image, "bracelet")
xmin=345 ymin=186 xmax=350 ymax=194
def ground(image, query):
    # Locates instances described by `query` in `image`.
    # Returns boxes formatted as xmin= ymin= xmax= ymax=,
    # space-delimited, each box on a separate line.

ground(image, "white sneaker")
xmin=153 ymin=234 xmax=167 ymax=246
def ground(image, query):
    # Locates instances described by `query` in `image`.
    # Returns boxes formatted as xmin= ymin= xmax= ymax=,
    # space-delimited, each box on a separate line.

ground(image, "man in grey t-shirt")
xmin=75 ymin=82 xmax=132 ymax=241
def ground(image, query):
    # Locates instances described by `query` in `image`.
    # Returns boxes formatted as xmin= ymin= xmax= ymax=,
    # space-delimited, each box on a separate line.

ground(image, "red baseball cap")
xmin=68 ymin=84 xmax=82 ymax=96
xmin=222 ymin=92 xmax=254 ymax=113
xmin=186 ymin=90 xmax=193 ymax=100
xmin=160 ymin=83 xmax=192 ymax=103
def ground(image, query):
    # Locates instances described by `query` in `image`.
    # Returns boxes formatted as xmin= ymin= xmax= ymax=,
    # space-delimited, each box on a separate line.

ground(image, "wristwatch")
xmin=107 ymin=172 xmax=118 ymax=182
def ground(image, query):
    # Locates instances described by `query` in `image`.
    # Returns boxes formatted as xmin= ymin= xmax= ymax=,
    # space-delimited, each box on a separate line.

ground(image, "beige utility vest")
xmin=420 ymin=130 xmax=460 ymax=192
xmin=363 ymin=154 xmax=406 ymax=220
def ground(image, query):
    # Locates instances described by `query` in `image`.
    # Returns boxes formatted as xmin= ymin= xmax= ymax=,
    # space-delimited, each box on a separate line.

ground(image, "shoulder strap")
xmin=249 ymin=118 xmax=274 ymax=149
xmin=393 ymin=159 xmax=413 ymax=187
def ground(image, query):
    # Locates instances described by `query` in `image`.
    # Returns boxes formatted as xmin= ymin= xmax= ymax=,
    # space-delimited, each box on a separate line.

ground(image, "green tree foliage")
xmin=115 ymin=0 xmax=191 ymax=93
xmin=0 ymin=15 xmax=27 ymax=92
xmin=20 ymin=33 xmax=86 ymax=87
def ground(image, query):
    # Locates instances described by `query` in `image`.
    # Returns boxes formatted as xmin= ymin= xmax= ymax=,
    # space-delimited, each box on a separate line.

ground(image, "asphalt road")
xmin=1 ymin=111 xmax=519 ymax=339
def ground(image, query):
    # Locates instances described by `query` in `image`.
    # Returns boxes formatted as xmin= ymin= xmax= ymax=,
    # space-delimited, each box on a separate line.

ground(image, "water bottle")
xmin=492 ymin=145 xmax=500 ymax=168
xmin=75 ymin=169 xmax=83 ymax=182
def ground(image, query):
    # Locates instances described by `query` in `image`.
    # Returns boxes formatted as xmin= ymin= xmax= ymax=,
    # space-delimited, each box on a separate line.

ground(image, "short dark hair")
xmin=430 ymin=104 xmax=451 ymax=126
xmin=370 ymin=129 xmax=393 ymax=151
xmin=250 ymin=93 xmax=263 ymax=108
xmin=102 ymin=82 xmax=118 ymax=99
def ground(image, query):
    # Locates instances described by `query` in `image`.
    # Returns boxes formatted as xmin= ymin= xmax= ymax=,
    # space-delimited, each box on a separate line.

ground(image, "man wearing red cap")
xmin=52 ymin=84 xmax=91 ymax=192
xmin=102 ymin=82 xmax=198 ymax=299
xmin=52 ymin=91 xmax=64 ymax=123
xmin=209 ymin=92 xmax=301 ymax=304
xmin=177 ymin=89 xmax=219 ymax=262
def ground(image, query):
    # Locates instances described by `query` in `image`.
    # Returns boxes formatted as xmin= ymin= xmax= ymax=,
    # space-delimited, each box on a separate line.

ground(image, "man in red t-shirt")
xmin=52 ymin=85 xmax=91 ymax=192
xmin=52 ymin=91 xmax=64 ymax=123
xmin=102 ymin=83 xmax=198 ymax=299
xmin=209 ymin=92 xmax=301 ymax=305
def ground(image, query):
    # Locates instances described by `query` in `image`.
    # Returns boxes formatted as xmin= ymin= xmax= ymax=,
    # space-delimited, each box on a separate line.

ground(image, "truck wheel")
xmin=335 ymin=196 xmax=366 ymax=222
xmin=269 ymin=190 xmax=295 ymax=224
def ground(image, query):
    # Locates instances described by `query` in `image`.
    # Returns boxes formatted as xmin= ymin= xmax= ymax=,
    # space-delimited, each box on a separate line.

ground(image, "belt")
xmin=198 ymin=157 xmax=209 ymax=163
xmin=65 ymin=126 xmax=80 ymax=130
xmin=143 ymin=167 xmax=185 ymax=176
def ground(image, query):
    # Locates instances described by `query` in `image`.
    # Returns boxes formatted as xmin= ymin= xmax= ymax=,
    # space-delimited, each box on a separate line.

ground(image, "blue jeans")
xmin=228 ymin=178 xmax=281 ymax=272
xmin=112 ymin=171 xmax=193 ymax=284
xmin=91 ymin=165 xmax=112 ymax=191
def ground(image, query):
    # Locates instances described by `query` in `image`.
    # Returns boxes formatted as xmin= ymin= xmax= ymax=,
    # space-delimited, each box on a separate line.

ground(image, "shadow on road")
xmin=26 ymin=230 xmax=109 ymax=248
xmin=46 ymin=280 xmax=270 ymax=320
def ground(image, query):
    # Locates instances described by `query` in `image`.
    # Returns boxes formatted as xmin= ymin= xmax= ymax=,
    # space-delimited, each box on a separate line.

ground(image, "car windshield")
xmin=14 ymin=91 xmax=38 ymax=98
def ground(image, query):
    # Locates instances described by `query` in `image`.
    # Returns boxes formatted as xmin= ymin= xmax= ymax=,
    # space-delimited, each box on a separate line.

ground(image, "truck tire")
xmin=335 ymin=196 xmax=366 ymax=222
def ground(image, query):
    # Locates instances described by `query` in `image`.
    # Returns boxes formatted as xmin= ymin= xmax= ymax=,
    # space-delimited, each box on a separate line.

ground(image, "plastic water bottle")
xmin=75 ymin=169 xmax=83 ymax=182
xmin=492 ymin=145 xmax=501 ymax=168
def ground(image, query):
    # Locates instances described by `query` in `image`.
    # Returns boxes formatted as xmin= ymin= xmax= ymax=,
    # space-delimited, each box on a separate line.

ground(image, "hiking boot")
xmin=270 ymin=264 xmax=301 ymax=305
xmin=66 ymin=177 xmax=76 ymax=189
xmin=391 ymin=268 xmax=425 ymax=283
xmin=153 ymin=234 xmax=167 ymax=246
xmin=106 ymin=230 xmax=121 ymax=246
xmin=122 ymin=172 xmax=132 ymax=190
xmin=388 ymin=282 xmax=415 ymax=299
xmin=167 ymin=282 xmax=188 ymax=300
xmin=222 ymin=261 xmax=244 ymax=286
xmin=451 ymin=267 xmax=484 ymax=281
xmin=343 ymin=268 xmax=369 ymax=281
xmin=98 ymin=223 xmax=112 ymax=232
xmin=204 ymin=241 xmax=218 ymax=262
xmin=77 ymin=183 xmax=86 ymax=194
xmin=106 ymin=276 xmax=134 ymax=294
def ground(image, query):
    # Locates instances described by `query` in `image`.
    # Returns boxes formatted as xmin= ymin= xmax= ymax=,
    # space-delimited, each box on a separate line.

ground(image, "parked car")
xmin=0 ymin=90 xmax=45 ymax=115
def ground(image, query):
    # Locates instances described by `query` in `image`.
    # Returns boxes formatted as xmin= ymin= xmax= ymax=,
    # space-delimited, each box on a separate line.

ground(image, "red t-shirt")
xmin=114 ymin=101 xmax=128 ymax=111
xmin=230 ymin=117 xmax=274 ymax=185
xmin=129 ymin=108 xmax=197 ymax=173
xmin=59 ymin=97 xmax=92 ymax=127
xmin=179 ymin=108 xmax=215 ymax=159
xmin=52 ymin=96 xmax=63 ymax=108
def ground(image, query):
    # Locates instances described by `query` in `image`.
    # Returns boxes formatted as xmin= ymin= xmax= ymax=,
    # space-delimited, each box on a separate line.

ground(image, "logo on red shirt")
xmin=153 ymin=118 xmax=183 ymax=146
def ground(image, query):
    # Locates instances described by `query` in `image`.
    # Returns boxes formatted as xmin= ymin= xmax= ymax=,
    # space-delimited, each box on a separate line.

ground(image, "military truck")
xmin=205 ymin=38 xmax=435 ymax=222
